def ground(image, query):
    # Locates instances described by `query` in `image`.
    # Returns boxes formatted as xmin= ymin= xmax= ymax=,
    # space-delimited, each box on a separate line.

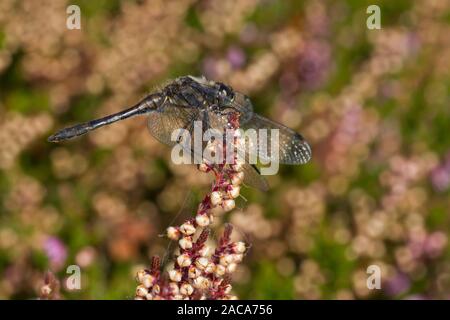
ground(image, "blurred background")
xmin=1 ymin=0 xmax=450 ymax=299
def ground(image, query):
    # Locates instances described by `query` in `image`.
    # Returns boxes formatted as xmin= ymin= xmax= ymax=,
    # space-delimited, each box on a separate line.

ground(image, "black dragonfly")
xmin=48 ymin=76 xmax=312 ymax=190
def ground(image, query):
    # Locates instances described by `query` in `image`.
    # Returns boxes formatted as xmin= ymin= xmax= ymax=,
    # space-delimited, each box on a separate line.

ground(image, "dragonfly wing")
xmin=240 ymin=113 xmax=311 ymax=165
xmin=241 ymin=163 xmax=269 ymax=191
xmin=147 ymin=104 xmax=198 ymax=147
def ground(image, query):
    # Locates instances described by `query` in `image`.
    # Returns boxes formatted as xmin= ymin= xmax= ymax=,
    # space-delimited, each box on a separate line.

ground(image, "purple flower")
xmin=430 ymin=166 xmax=450 ymax=192
xmin=385 ymin=272 xmax=411 ymax=297
xmin=430 ymin=152 xmax=450 ymax=192
xmin=424 ymin=232 xmax=447 ymax=258
xmin=227 ymin=46 xmax=246 ymax=69
xmin=44 ymin=236 xmax=68 ymax=271
xmin=297 ymin=41 xmax=331 ymax=90
xmin=202 ymin=57 xmax=218 ymax=79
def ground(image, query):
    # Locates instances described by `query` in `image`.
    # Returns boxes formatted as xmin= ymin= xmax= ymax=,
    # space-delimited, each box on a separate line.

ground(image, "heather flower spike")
xmin=39 ymin=271 xmax=62 ymax=300
xmin=135 ymin=112 xmax=246 ymax=300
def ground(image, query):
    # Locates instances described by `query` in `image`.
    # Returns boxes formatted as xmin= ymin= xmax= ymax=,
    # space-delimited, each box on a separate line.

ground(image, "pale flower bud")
xmin=199 ymin=245 xmax=212 ymax=257
xmin=177 ymin=253 xmax=192 ymax=267
xmin=219 ymin=254 xmax=234 ymax=266
xmin=180 ymin=222 xmax=196 ymax=236
xmin=198 ymin=163 xmax=210 ymax=172
xmin=152 ymin=284 xmax=161 ymax=295
xmin=214 ymin=264 xmax=226 ymax=276
xmin=136 ymin=269 xmax=148 ymax=283
xmin=231 ymin=162 xmax=243 ymax=172
xmin=228 ymin=185 xmax=240 ymax=199
xmin=168 ymin=269 xmax=182 ymax=282
xmin=179 ymin=236 xmax=193 ymax=250
xmin=180 ymin=283 xmax=194 ymax=296
xmin=205 ymin=262 xmax=216 ymax=274
xmin=222 ymin=199 xmax=235 ymax=211
xmin=231 ymin=172 xmax=244 ymax=185
xmin=210 ymin=191 xmax=223 ymax=206
xmin=195 ymin=214 xmax=210 ymax=227
xmin=142 ymin=274 xmax=155 ymax=288
xmin=233 ymin=241 xmax=246 ymax=254
xmin=193 ymin=276 xmax=210 ymax=290
xmin=136 ymin=285 xmax=148 ymax=297
xmin=145 ymin=293 xmax=153 ymax=300
xmin=224 ymin=284 xmax=232 ymax=294
xmin=195 ymin=257 xmax=209 ymax=270
xmin=188 ymin=265 xmax=201 ymax=279
xmin=167 ymin=226 xmax=180 ymax=240
xmin=226 ymin=263 xmax=237 ymax=273
xmin=40 ymin=285 xmax=52 ymax=296
xmin=233 ymin=253 xmax=244 ymax=263
xmin=169 ymin=282 xmax=180 ymax=295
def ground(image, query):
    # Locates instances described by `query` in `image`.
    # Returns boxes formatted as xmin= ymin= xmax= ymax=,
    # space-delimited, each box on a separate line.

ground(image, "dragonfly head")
xmin=214 ymin=81 xmax=235 ymax=106
xmin=184 ymin=76 xmax=235 ymax=106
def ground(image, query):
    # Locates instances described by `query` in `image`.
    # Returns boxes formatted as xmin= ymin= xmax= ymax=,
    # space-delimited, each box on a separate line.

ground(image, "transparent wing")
xmin=241 ymin=163 xmax=269 ymax=191
xmin=240 ymin=113 xmax=311 ymax=165
xmin=147 ymin=104 xmax=199 ymax=147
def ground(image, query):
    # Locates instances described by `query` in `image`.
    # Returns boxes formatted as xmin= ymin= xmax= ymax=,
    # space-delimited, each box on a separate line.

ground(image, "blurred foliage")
xmin=1 ymin=0 xmax=450 ymax=300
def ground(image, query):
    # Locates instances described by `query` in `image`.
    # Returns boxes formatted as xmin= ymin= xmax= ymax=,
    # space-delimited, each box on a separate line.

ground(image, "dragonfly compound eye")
xmin=217 ymin=83 xmax=234 ymax=100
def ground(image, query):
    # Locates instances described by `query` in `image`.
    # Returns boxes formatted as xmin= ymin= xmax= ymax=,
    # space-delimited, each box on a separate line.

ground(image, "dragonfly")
xmin=48 ymin=76 xmax=312 ymax=190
